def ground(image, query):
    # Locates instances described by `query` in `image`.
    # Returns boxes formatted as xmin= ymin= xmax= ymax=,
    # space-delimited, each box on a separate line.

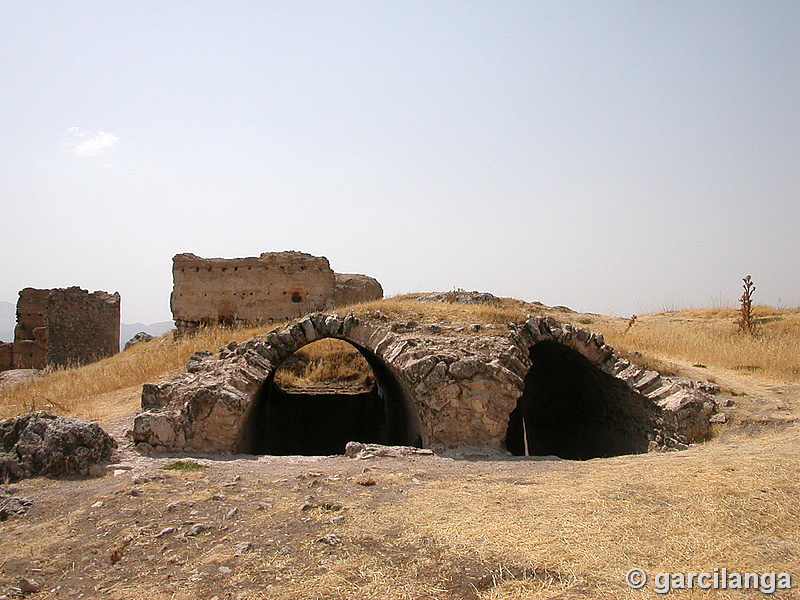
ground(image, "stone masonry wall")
xmin=0 ymin=343 xmax=12 ymax=371
xmin=12 ymin=288 xmax=50 ymax=369
xmin=171 ymin=252 xmax=382 ymax=335
xmin=1 ymin=287 xmax=120 ymax=371
xmin=45 ymin=287 xmax=120 ymax=367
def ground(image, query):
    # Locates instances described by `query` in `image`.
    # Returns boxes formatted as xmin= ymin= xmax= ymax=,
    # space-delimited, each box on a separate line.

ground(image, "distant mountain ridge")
xmin=0 ymin=300 xmax=173 ymax=348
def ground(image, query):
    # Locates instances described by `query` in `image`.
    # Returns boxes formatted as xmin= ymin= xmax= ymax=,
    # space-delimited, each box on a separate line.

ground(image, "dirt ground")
xmin=1 ymin=364 xmax=799 ymax=600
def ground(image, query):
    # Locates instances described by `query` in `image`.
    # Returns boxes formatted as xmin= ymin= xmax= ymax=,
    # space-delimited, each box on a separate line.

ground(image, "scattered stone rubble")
xmin=132 ymin=312 xmax=718 ymax=456
xmin=416 ymin=291 xmax=498 ymax=304
xmin=0 ymin=489 xmax=33 ymax=520
xmin=0 ymin=411 xmax=117 ymax=482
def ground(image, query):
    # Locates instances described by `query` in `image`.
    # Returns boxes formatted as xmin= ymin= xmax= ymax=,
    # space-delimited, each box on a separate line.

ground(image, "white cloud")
xmin=70 ymin=129 xmax=119 ymax=157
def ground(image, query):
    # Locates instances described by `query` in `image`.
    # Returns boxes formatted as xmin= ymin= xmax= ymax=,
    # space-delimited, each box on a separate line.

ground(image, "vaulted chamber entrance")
xmin=242 ymin=338 xmax=421 ymax=455
xmin=505 ymin=340 xmax=656 ymax=460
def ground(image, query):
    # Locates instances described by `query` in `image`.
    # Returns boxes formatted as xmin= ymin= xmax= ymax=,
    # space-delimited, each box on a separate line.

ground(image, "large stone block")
xmin=0 ymin=411 xmax=116 ymax=482
xmin=333 ymin=273 xmax=383 ymax=306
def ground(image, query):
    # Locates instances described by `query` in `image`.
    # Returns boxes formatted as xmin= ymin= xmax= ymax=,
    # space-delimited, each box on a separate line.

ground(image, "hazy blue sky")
xmin=1 ymin=1 xmax=798 ymax=324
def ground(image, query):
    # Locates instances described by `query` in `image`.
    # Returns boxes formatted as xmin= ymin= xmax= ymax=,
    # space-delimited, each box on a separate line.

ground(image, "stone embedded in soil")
xmin=17 ymin=576 xmax=41 ymax=594
xmin=317 ymin=534 xmax=342 ymax=546
xmin=354 ymin=474 xmax=376 ymax=486
xmin=155 ymin=527 xmax=176 ymax=539
xmin=326 ymin=515 xmax=346 ymax=525
xmin=234 ymin=541 xmax=253 ymax=554
xmin=0 ymin=496 xmax=33 ymax=520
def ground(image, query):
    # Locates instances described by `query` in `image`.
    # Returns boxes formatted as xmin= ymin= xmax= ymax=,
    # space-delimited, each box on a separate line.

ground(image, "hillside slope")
xmin=0 ymin=296 xmax=798 ymax=599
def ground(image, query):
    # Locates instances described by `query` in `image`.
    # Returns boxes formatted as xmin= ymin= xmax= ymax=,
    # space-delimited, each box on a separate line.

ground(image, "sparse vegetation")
xmin=274 ymin=338 xmax=373 ymax=389
xmin=623 ymin=314 xmax=637 ymax=334
xmin=162 ymin=460 xmax=208 ymax=471
xmin=601 ymin=305 xmax=800 ymax=383
xmin=737 ymin=275 xmax=757 ymax=334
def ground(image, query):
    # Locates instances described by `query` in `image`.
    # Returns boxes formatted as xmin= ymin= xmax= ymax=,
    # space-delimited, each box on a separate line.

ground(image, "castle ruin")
xmin=0 ymin=287 xmax=120 ymax=372
xmin=171 ymin=252 xmax=382 ymax=335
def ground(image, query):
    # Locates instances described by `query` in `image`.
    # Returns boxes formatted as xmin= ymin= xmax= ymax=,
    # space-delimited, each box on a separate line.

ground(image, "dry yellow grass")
xmin=350 ymin=293 xmax=551 ymax=327
xmin=598 ymin=306 xmax=800 ymax=383
xmin=274 ymin=337 xmax=373 ymax=388
xmin=391 ymin=430 xmax=800 ymax=599
xmin=0 ymin=323 xmax=274 ymax=421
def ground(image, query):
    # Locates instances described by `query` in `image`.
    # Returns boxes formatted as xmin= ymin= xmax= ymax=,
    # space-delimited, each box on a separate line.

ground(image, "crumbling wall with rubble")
xmin=170 ymin=252 xmax=382 ymax=335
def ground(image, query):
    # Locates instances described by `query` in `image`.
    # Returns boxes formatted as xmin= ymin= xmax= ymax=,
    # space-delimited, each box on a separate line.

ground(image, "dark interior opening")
xmin=241 ymin=339 xmax=422 ymax=455
xmin=505 ymin=340 xmax=656 ymax=460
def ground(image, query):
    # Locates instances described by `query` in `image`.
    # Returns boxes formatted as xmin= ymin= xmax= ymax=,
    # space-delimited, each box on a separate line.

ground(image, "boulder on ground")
xmin=0 ymin=411 xmax=117 ymax=482
xmin=124 ymin=332 xmax=154 ymax=350
xmin=333 ymin=273 xmax=383 ymax=306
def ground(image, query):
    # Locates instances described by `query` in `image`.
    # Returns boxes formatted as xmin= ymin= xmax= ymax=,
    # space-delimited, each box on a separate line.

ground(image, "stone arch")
xmin=504 ymin=340 xmax=657 ymax=459
xmin=501 ymin=316 xmax=713 ymax=458
xmin=230 ymin=312 xmax=425 ymax=454
xmin=239 ymin=335 xmax=421 ymax=455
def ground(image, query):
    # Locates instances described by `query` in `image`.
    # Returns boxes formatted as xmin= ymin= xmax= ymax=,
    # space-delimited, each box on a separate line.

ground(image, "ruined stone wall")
xmin=0 ymin=342 xmax=12 ymax=371
xmin=1 ymin=287 xmax=120 ymax=371
xmin=45 ymin=287 xmax=120 ymax=367
xmin=12 ymin=288 xmax=50 ymax=369
xmin=333 ymin=273 xmax=383 ymax=306
xmin=171 ymin=252 xmax=338 ymax=334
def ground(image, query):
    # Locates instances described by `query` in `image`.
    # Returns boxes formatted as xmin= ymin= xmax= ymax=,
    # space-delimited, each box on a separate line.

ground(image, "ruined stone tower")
xmin=0 ymin=287 xmax=120 ymax=371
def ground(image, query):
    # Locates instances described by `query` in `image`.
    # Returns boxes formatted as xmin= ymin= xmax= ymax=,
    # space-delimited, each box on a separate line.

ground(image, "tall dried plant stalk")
xmin=737 ymin=275 xmax=756 ymax=334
